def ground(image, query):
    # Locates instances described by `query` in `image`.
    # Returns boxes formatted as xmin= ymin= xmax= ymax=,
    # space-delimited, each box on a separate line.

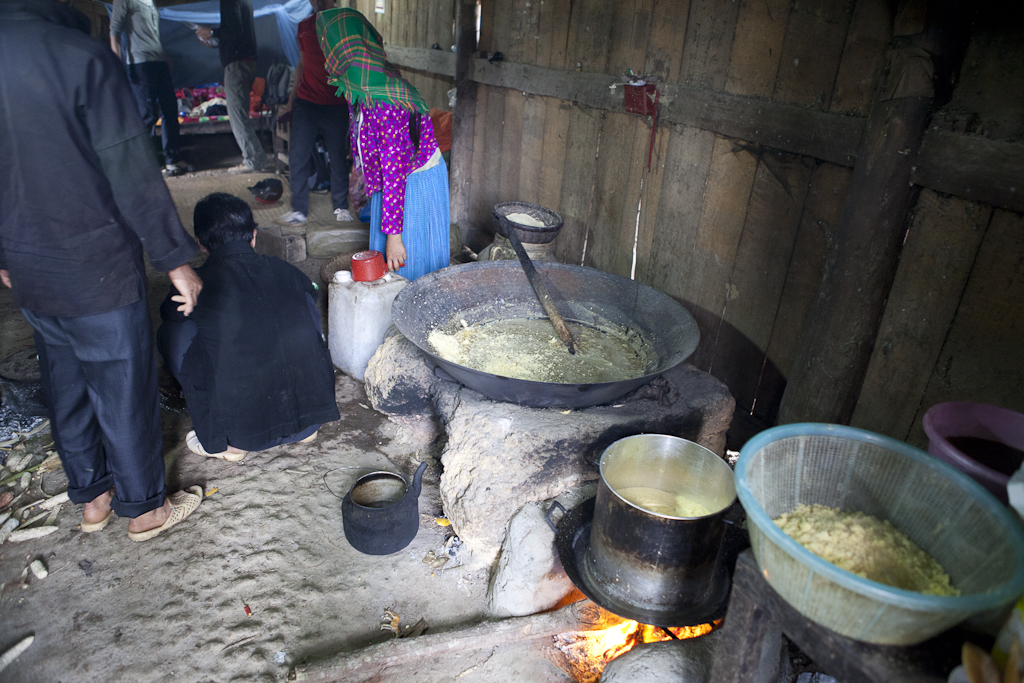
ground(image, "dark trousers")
xmin=156 ymin=293 xmax=323 ymax=452
xmin=288 ymin=98 xmax=351 ymax=216
xmin=21 ymin=295 xmax=165 ymax=518
xmin=128 ymin=61 xmax=181 ymax=166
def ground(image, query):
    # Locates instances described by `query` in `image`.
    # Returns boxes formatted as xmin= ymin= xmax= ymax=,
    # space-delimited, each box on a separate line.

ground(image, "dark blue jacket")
xmin=160 ymin=241 xmax=339 ymax=451
xmin=0 ymin=0 xmax=198 ymax=317
xmin=214 ymin=0 xmax=258 ymax=67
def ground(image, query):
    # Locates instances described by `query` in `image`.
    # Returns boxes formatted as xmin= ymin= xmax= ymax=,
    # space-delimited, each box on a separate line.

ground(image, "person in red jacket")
xmin=276 ymin=0 xmax=352 ymax=227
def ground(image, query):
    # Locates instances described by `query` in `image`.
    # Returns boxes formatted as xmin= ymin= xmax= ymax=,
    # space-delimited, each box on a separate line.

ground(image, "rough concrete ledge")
xmin=256 ymin=226 xmax=306 ymax=263
xmin=364 ymin=330 xmax=735 ymax=570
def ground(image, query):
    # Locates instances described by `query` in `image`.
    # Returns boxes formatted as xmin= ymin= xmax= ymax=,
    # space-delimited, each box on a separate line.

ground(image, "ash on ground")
xmin=0 ymin=405 xmax=47 ymax=454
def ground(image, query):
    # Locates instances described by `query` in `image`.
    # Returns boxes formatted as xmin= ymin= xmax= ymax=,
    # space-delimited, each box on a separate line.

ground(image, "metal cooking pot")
xmin=390 ymin=261 xmax=700 ymax=408
xmin=583 ymin=435 xmax=736 ymax=616
xmin=342 ymin=462 xmax=428 ymax=555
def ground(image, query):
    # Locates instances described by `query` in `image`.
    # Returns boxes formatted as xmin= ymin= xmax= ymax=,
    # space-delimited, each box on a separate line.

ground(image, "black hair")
xmin=193 ymin=192 xmax=257 ymax=250
xmin=409 ymin=115 xmax=420 ymax=153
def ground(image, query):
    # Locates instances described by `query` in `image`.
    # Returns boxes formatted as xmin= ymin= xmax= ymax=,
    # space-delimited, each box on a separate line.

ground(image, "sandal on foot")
xmin=128 ymin=486 xmax=203 ymax=542
xmin=186 ymin=430 xmax=247 ymax=462
xmin=81 ymin=510 xmax=114 ymax=533
xmin=81 ymin=488 xmax=116 ymax=532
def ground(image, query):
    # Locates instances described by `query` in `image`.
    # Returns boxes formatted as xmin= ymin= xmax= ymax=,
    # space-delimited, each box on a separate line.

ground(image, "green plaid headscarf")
xmin=316 ymin=8 xmax=428 ymax=114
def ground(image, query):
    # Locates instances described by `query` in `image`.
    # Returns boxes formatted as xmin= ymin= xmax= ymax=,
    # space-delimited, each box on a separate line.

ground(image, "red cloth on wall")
xmin=429 ymin=108 xmax=451 ymax=153
xmin=250 ymin=76 xmax=265 ymax=114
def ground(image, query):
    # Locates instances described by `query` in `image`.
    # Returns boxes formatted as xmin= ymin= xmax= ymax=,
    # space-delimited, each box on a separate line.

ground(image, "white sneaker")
xmin=227 ymin=162 xmax=257 ymax=175
xmin=185 ymin=430 xmax=247 ymax=462
xmin=334 ymin=208 xmax=354 ymax=222
xmin=275 ymin=211 xmax=308 ymax=226
xmin=161 ymin=161 xmax=192 ymax=178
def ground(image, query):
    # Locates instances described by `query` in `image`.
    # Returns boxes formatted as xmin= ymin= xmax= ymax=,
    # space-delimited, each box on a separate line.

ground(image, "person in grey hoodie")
xmin=109 ymin=0 xmax=190 ymax=176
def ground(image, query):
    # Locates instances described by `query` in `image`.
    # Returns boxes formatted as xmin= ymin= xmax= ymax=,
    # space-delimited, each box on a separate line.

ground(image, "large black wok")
xmin=391 ymin=261 xmax=700 ymax=408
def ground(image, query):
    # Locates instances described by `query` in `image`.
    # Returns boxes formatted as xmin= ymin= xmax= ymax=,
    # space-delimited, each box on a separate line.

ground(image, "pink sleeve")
xmin=379 ymin=106 xmax=411 ymax=236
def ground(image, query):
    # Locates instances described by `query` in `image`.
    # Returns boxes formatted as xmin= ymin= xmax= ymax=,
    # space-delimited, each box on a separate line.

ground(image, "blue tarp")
xmin=107 ymin=0 xmax=311 ymax=89
xmin=159 ymin=0 xmax=310 ymax=66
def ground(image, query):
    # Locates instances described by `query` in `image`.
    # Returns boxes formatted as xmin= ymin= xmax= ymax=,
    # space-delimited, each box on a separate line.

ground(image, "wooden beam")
xmin=385 ymin=44 xmax=457 ymax=77
xmin=388 ymin=52 xmax=1024 ymax=213
xmin=449 ymin=0 xmax=478 ymax=228
xmin=778 ymin=1 xmax=975 ymax=426
xmin=470 ymin=58 xmax=863 ymax=166
xmin=912 ymin=131 xmax=1024 ymax=214
xmin=294 ymin=600 xmax=624 ymax=681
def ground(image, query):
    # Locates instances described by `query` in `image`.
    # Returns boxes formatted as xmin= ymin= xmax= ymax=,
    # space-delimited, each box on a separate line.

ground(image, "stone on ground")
xmin=487 ymin=485 xmax=596 ymax=617
xmin=601 ymin=631 xmax=722 ymax=683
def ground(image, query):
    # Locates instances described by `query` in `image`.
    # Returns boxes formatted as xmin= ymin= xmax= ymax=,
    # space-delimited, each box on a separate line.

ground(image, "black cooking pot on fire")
xmin=583 ymin=434 xmax=737 ymax=621
xmin=342 ymin=462 xmax=428 ymax=555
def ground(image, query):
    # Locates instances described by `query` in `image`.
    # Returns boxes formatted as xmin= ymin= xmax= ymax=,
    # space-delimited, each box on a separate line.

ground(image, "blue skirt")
xmin=369 ymin=157 xmax=451 ymax=281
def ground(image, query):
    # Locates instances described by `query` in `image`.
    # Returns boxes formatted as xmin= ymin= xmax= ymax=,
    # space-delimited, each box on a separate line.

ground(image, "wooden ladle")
xmin=499 ymin=221 xmax=578 ymax=355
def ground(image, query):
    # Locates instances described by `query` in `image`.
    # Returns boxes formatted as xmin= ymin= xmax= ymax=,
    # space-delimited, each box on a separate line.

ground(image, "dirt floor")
xmin=0 ymin=134 xmax=579 ymax=683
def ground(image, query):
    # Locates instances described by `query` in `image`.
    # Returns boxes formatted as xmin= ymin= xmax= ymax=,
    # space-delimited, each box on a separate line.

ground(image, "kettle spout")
xmin=411 ymin=461 xmax=428 ymax=497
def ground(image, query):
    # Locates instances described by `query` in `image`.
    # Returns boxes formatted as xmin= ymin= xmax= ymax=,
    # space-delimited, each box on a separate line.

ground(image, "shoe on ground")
xmin=162 ymin=162 xmax=193 ymax=178
xmin=334 ymin=208 xmax=354 ymax=222
xmin=163 ymin=161 xmax=193 ymax=178
xmin=127 ymin=486 xmax=203 ymax=542
xmin=275 ymin=210 xmax=308 ymax=227
xmin=298 ymin=430 xmax=319 ymax=444
xmin=227 ymin=162 xmax=258 ymax=175
xmin=185 ymin=430 xmax=247 ymax=462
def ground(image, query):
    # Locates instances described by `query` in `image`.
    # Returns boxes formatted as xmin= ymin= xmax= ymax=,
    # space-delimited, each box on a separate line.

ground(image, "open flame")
xmin=550 ymin=619 xmax=719 ymax=683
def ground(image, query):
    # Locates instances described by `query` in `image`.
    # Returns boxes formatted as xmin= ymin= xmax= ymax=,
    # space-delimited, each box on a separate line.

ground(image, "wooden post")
xmin=778 ymin=0 xmax=975 ymax=425
xmin=450 ymin=0 xmax=478 ymax=234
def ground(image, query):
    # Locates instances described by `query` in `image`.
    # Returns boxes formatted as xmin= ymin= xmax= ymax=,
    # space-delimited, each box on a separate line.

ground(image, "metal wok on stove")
xmin=390 ymin=261 xmax=700 ymax=408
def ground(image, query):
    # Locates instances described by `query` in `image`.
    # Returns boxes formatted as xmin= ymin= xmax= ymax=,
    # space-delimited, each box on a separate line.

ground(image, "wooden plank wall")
xmin=398 ymin=0 xmax=1024 ymax=449
xmin=460 ymin=0 xmax=890 ymax=443
xmin=851 ymin=2 xmax=1024 ymax=448
xmin=347 ymin=0 xmax=455 ymax=110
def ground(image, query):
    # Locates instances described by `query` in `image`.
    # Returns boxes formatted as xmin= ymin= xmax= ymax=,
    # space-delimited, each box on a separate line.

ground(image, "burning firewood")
xmin=292 ymin=600 xmax=624 ymax=681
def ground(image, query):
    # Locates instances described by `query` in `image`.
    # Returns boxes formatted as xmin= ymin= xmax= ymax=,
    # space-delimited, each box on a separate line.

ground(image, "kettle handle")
xmin=545 ymin=501 xmax=567 ymax=532
xmin=411 ymin=461 xmax=428 ymax=496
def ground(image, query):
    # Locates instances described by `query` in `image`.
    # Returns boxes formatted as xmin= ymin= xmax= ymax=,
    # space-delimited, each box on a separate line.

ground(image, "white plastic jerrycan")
xmin=328 ymin=268 xmax=408 ymax=381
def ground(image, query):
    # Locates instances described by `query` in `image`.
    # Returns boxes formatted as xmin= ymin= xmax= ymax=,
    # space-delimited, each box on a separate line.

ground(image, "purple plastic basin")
xmin=922 ymin=402 xmax=1024 ymax=504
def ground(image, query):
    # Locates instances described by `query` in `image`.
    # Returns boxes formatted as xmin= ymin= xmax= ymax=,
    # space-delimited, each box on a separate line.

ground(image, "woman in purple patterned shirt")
xmin=317 ymin=8 xmax=450 ymax=280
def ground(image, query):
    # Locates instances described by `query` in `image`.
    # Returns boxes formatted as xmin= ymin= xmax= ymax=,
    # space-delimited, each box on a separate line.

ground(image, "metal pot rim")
xmin=599 ymin=434 xmax=737 ymax=518
xmin=348 ymin=471 xmax=410 ymax=510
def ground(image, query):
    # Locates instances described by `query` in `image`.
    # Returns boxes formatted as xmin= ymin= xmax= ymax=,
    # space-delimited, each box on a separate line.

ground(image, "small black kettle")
xmin=342 ymin=461 xmax=428 ymax=555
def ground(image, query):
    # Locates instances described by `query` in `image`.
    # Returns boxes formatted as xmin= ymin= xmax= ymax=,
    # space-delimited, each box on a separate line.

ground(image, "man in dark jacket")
xmin=158 ymin=193 xmax=339 ymax=461
xmin=195 ymin=0 xmax=268 ymax=173
xmin=0 ymin=0 xmax=205 ymax=541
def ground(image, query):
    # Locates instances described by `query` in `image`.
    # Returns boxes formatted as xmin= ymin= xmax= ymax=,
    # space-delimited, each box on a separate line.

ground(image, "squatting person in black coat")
xmin=158 ymin=193 xmax=340 ymax=461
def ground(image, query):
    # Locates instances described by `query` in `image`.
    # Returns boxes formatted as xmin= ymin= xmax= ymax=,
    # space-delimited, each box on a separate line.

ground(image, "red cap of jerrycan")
xmin=351 ymin=251 xmax=387 ymax=281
